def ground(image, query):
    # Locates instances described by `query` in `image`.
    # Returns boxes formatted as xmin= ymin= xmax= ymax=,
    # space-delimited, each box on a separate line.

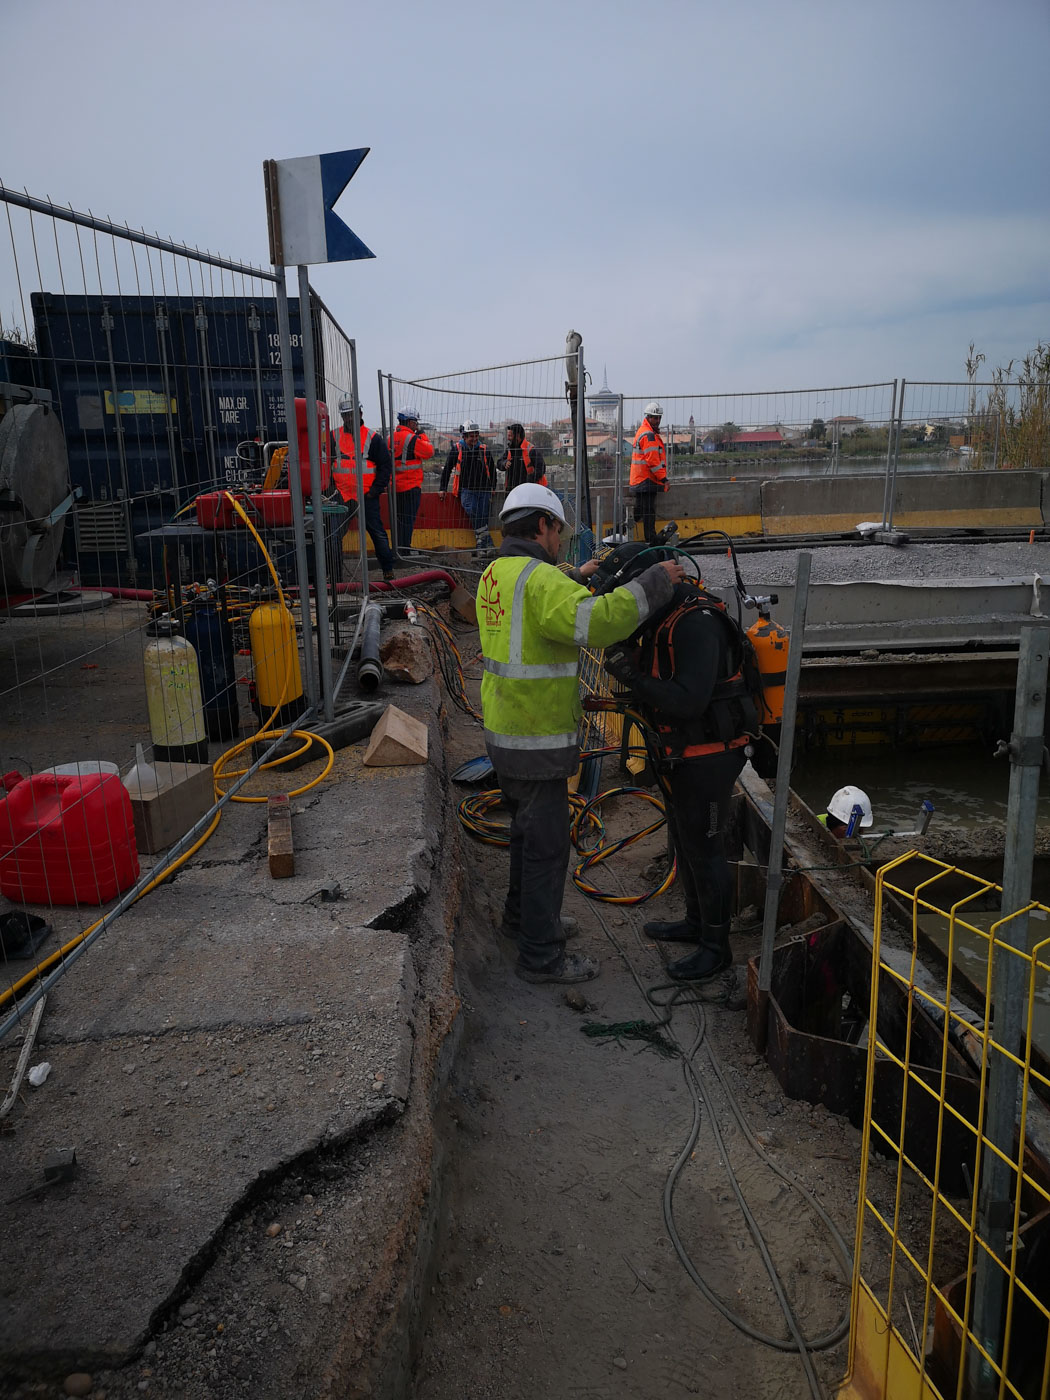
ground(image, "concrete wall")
xmin=624 ymin=469 xmax=1049 ymax=540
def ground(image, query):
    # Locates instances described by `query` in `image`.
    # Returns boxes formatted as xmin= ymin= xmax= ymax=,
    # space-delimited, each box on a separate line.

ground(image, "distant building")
xmin=826 ymin=415 xmax=866 ymax=437
xmin=588 ymin=368 xmax=620 ymax=428
xmin=727 ymin=430 xmax=784 ymax=451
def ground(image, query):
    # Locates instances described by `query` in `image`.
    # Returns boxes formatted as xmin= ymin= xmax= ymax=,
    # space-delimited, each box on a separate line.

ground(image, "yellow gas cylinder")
xmin=746 ymin=616 xmax=790 ymax=722
xmin=143 ymin=622 xmax=209 ymax=763
xmin=249 ymin=600 xmax=303 ymax=718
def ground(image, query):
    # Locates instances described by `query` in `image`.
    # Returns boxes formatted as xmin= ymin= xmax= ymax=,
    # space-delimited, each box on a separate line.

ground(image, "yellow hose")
xmin=1 ymin=492 xmax=335 ymax=1011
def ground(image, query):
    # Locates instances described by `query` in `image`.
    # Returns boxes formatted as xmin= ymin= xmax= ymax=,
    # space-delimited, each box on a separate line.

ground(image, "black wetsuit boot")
xmin=666 ymin=924 xmax=732 ymax=982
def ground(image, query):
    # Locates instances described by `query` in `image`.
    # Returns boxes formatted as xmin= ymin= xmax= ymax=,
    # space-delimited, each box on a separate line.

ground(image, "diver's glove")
xmin=603 ymin=645 xmax=644 ymax=688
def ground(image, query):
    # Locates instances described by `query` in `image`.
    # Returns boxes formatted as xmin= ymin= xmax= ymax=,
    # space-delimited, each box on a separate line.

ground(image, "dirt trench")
xmin=410 ymin=725 xmax=861 ymax=1400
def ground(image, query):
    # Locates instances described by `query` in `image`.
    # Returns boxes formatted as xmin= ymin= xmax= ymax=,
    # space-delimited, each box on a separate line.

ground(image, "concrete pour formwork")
xmin=0 ymin=680 xmax=452 ymax=1377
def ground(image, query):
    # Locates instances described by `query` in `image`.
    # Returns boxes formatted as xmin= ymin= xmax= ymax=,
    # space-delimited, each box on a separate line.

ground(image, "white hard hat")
xmin=827 ymin=785 xmax=873 ymax=829
xmin=462 ymin=420 xmax=481 ymax=434
xmin=398 ymin=406 xmax=420 ymax=423
xmin=338 ymin=394 xmax=357 ymax=415
xmin=500 ymin=483 xmax=567 ymax=526
xmin=644 ymin=401 xmax=663 ymax=418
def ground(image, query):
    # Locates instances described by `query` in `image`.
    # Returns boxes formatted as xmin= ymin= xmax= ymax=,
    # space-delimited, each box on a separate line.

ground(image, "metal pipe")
xmin=274 ymin=268 xmax=318 ymax=708
xmin=880 ymin=378 xmax=898 ymax=529
xmin=356 ymin=602 xmax=384 ymax=692
xmin=969 ymin=622 xmax=1050 ymax=1392
xmin=755 ymin=551 xmax=812 ymax=1052
xmin=0 ymin=185 xmax=279 ymax=283
xmin=297 ymin=264 xmax=335 ymax=723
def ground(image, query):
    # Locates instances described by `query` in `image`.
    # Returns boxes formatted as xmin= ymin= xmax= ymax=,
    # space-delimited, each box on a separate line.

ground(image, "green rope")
xmin=580 ymin=1019 xmax=680 ymax=1059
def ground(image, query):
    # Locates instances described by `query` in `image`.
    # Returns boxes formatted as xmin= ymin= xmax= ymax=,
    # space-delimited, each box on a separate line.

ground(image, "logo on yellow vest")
xmin=479 ymin=572 xmax=504 ymax=627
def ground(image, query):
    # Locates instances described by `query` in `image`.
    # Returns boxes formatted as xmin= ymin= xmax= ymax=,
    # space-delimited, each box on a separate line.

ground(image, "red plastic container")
xmin=194 ymin=490 xmax=296 ymax=529
xmin=294 ymin=397 xmax=331 ymax=494
xmin=0 ymin=774 xmax=140 ymax=906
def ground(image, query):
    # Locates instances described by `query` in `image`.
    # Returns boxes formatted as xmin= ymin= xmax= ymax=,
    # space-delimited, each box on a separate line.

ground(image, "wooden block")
xmin=362 ymin=705 xmax=428 ymax=766
xmin=128 ymin=762 xmax=214 ymax=856
xmin=267 ymin=794 xmax=294 ymax=878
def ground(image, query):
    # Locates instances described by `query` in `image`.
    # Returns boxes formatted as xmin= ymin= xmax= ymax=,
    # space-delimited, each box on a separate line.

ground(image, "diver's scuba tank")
xmin=745 ymin=605 xmax=790 ymax=723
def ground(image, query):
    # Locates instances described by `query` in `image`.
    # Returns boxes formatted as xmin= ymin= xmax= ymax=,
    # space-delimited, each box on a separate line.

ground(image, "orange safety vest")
xmin=645 ymin=591 xmax=757 ymax=760
xmin=390 ymin=425 xmax=434 ymax=492
xmin=448 ymin=440 xmax=492 ymax=496
xmin=333 ymin=425 xmax=375 ymax=502
xmin=630 ymin=419 xmax=667 ymax=489
xmin=507 ymin=438 xmax=547 ymax=487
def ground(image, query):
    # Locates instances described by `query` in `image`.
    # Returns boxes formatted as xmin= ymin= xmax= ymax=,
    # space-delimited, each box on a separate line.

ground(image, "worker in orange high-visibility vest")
xmin=440 ymin=421 xmax=497 ymax=553
xmin=332 ymin=396 xmax=398 ymax=580
xmin=388 ymin=407 xmax=435 ymax=551
xmin=497 ymin=422 xmax=548 ymax=491
xmin=630 ymin=401 xmax=668 ymax=545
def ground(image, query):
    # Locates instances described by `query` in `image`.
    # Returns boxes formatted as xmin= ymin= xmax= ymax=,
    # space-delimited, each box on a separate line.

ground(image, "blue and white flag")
xmin=268 ymin=148 xmax=375 ymax=266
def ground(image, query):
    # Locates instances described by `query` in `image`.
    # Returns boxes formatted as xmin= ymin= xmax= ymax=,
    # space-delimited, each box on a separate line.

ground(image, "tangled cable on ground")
xmin=590 ymin=905 xmax=854 ymax=1400
xmin=413 ymin=602 xmax=484 ymax=722
xmin=457 ymin=784 xmax=675 ymax=905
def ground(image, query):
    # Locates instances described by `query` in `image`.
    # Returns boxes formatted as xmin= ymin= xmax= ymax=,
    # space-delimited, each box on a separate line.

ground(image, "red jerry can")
xmin=0 ymin=773 xmax=140 ymax=906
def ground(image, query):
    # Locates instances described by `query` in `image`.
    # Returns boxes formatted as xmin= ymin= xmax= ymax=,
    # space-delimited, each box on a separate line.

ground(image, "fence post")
xmin=614 ymin=393 xmax=625 ymax=542
xmin=755 ymin=551 xmax=812 ymax=1052
xmin=969 ymin=622 xmax=1050 ymax=1392
xmin=274 ymin=268 xmax=318 ymax=709
xmin=880 ymin=378 xmax=898 ymax=530
xmin=296 ymin=265 xmax=335 ymax=723
xmin=885 ymin=378 xmax=906 ymax=532
xmin=386 ymin=373 xmax=399 ymax=556
xmin=574 ymin=342 xmax=587 ymax=552
xmin=350 ymin=342 xmax=370 ymax=598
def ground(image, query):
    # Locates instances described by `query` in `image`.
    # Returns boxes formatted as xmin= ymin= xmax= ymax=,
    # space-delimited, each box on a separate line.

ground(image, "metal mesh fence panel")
xmin=0 ymin=188 xmax=347 ymax=1037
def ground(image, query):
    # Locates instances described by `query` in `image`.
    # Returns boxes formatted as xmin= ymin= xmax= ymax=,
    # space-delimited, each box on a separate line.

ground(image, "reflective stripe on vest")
xmin=392 ymin=425 xmax=429 ymax=492
xmin=482 ymin=559 xmax=578 ymax=679
xmin=333 ymin=426 xmax=375 ymax=501
xmin=630 ymin=422 xmax=667 ymax=488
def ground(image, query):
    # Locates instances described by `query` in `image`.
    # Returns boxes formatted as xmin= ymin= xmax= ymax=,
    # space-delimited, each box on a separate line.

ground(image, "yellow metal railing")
xmin=839 ymin=852 xmax=1050 ymax=1400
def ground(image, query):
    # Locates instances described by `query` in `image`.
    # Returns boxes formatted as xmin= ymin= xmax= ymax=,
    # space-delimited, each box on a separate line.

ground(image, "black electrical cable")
xmin=591 ymin=898 xmax=853 ymax=1399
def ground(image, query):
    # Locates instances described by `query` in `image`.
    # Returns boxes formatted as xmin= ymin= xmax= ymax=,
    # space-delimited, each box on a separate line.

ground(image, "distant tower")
xmin=589 ymin=366 xmax=619 ymax=428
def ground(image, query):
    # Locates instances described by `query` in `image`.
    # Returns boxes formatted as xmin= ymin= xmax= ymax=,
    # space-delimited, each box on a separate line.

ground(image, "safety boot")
xmin=642 ymin=917 xmax=701 ymax=943
xmin=666 ymin=925 xmax=732 ymax=983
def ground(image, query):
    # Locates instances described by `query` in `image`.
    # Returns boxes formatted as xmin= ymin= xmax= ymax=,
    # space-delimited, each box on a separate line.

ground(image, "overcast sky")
xmin=5 ymin=0 xmax=1049 ymax=408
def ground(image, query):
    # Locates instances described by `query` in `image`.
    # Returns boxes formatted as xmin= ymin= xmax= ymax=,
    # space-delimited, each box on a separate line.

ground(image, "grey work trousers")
xmin=498 ymin=774 xmax=570 ymax=971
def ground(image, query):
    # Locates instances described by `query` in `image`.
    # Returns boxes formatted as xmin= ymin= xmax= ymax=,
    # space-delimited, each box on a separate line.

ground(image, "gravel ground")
xmin=693 ymin=538 xmax=1050 ymax=588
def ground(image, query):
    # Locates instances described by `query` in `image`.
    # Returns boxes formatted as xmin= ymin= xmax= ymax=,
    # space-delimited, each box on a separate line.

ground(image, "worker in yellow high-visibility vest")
xmin=478 ymin=482 xmax=684 ymax=985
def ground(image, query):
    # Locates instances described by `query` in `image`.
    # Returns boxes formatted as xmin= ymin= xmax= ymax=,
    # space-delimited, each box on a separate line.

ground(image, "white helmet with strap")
xmin=827 ymin=785 xmax=873 ymax=829
xmin=500 ymin=483 xmax=566 ymax=526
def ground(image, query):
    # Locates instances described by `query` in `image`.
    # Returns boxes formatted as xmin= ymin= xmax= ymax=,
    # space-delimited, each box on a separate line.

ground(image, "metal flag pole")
xmin=755 ymin=551 xmax=812 ymax=1053
xmin=296 ymin=265 xmax=335 ymax=723
xmin=274 ymin=268 xmax=318 ymax=708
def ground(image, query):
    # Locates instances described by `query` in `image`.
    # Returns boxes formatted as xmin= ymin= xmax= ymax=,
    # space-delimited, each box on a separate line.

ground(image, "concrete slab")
xmin=0 ymin=671 xmax=450 ymax=1375
xmin=0 ymin=919 xmax=415 ymax=1365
